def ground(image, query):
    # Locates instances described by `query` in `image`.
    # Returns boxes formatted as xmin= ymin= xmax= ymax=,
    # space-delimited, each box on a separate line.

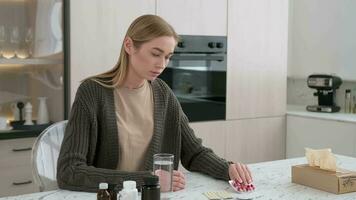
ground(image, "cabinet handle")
xmin=12 ymin=180 xmax=32 ymax=185
xmin=12 ymin=147 xmax=32 ymax=152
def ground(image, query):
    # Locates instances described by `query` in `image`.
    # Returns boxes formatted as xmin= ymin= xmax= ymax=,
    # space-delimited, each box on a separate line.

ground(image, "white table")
xmin=2 ymin=155 xmax=356 ymax=200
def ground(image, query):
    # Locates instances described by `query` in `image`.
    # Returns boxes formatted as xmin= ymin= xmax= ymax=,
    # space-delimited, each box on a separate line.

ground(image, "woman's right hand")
xmin=228 ymin=162 xmax=253 ymax=189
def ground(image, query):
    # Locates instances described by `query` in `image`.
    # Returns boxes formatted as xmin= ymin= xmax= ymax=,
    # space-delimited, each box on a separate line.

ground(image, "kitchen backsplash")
xmin=287 ymin=77 xmax=356 ymax=113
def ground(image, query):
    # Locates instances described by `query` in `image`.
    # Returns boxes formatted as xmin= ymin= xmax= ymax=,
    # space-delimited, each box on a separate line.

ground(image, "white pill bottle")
xmin=119 ymin=180 xmax=138 ymax=200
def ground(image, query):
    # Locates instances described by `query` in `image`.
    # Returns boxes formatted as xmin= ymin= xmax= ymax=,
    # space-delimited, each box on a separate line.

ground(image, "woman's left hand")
xmin=172 ymin=170 xmax=185 ymax=191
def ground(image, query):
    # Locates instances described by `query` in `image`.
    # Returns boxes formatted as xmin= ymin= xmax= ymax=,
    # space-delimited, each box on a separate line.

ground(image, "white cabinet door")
xmin=225 ymin=117 xmax=286 ymax=164
xmin=156 ymin=0 xmax=227 ymax=36
xmin=288 ymin=0 xmax=356 ymax=81
xmin=189 ymin=120 xmax=227 ymax=158
xmin=286 ymin=115 xmax=356 ymax=158
xmin=226 ymin=0 xmax=288 ymax=120
xmin=0 ymin=137 xmax=38 ymax=197
xmin=70 ymin=0 xmax=155 ymax=104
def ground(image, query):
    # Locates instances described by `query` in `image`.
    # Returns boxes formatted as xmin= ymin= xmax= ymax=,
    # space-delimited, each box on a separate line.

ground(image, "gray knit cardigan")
xmin=57 ymin=78 xmax=230 ymax=192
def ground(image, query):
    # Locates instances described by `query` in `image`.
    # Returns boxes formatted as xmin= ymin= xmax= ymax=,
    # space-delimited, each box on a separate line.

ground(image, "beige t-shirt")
xmin=114 ymin=80 xmax=154 ymax=171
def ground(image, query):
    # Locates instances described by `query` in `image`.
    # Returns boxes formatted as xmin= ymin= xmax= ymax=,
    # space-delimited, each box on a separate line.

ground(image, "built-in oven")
xmin=159 ymin=35 xmax=227 ymax=122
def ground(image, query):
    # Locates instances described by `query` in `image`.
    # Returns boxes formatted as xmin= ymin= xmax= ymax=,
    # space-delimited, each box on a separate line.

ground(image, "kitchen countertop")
xmin=2 ymin=155 xmax=356 ymax=200
xmin=287 ymin=105 xmax=356 ymax=123
xmin=0 ymin=122 xmax=53 ymax=140
xmin=0 ymin=129 xmax=41 ymax=140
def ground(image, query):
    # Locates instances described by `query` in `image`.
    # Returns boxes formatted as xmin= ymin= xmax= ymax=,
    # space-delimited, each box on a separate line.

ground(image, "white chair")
xmin=31 ymin=120 xmax=67 ymax=192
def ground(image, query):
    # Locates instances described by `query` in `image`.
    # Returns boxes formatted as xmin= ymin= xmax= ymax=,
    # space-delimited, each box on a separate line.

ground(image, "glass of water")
xmin=153 ymin=153 xmax=174 ymax=192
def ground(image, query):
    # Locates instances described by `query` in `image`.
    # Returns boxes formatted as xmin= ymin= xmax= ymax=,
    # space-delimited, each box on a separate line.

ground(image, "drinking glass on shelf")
xmin=10 ymin=26 xmax=20 ymax=44
xmin=3 ymin=26 xmax=19 ymax=59
xmin=25 ymin=28 xmax=33 ymax=57
xmin=17 ymin=28 xmax=33 ymax=59
xmin=0 ymin=25 xmax=7 ymax=58
xmin=10 ymin=26 xmax=20 ymax=58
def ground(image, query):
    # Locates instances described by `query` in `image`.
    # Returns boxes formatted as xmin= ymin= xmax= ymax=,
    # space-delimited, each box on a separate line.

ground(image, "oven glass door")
xmin=159 ymin=53 xmax=226 ymax=122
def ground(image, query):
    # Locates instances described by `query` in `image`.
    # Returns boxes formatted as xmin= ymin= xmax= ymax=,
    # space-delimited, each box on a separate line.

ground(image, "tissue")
xmin=305 ymin=148 xmax=337 ymax=171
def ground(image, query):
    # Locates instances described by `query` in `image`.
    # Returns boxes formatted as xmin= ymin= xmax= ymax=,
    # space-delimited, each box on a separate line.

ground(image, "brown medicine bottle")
xmin=141 ymin=175 xmax=160 ymax=200
xmin=97 ymin=182 xmax=111 ymax=200
xmin=108 ymin=184 xmax=119 ymax=200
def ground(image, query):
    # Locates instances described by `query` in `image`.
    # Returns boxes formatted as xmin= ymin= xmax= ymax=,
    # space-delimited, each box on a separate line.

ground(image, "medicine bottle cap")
xmin=99 ymin=183 xmax=108 ymax=189
xmin=123 ymin=180 xmax=136 ymax=190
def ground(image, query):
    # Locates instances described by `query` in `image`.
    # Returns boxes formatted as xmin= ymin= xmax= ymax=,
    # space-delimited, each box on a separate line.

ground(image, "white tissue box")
xmin=292 ymin=164 xmax=356 ymax=194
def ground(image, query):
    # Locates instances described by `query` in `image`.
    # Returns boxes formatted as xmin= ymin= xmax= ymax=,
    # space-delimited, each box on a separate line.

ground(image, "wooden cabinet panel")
xmin=288 ymin=0 xmax=356 ymax=81
xmin=286 ymin=115 xmax=356 ymax=158
xmin=0 ymin=137 xmax=38 ymax=197
xmin=157 ymin=0 xmax=227 ymax=36
xmin=225 ymin=117 xmax=286 ymax=164
xmin=0 ymin=165 xmax=38 ymax=197
xmin=226 ymin=0 xmax=288 ymax=120
xmin=189 ymin=120 xmax=227 ymax=158
xmin=0 ymin=138 xmax=34 ymax=168
xmin=70 ymin=0 xmax=155 ymax=104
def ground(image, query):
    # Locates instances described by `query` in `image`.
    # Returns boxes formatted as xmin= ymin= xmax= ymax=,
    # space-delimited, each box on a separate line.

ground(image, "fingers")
xmin=242 ymin=165 xmax=253 ymax=183
xmin=229 ymin=162 xmax=254 ymax=186
xmin=229 ymin=164 xmax=242 ymax=183
xmin=172 ymin=182 xmax=185 ymax=191
xmin=235 ymin=163 xmax=248 ymax=185
xmin=172 ymin=170 xmax=185 ymax=192
xmin=173 ymin=171 xmax=185 ymax=185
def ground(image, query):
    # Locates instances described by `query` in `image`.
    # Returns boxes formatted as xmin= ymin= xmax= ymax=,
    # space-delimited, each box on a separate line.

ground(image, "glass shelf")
xmin=0 ymin=58 xmax=62 ymax=66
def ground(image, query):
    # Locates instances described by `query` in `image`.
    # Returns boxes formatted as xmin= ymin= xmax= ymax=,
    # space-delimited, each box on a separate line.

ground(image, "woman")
xmin=57 ymin=14 xmax=252 ymax=192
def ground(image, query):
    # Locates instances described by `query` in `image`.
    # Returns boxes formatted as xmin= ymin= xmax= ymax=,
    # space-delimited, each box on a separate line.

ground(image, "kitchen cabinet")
xmin=286 ymin=115 xmax=356 ymax=158
xmin=0 ymin=137 xmax=38 ymax=197
xmin=226 ymin=0 xmax=288 ymax=120
xmin=156 ymin=0 xmax=227 ymax=36
xmin=190 ymin=120 xmax=227 ymax=158
xmin=225 ymin=117 xmax=286 ymax=164
xmin=187 ymin=0 xmax=289 ymax=164
xmin=288 ymin=0 xmax=356 ymax=81
xmin=189 ymin=117 xmax=286 ymax=164
xmin=0 ymin=0 xmax=68 ymax=133
xmin=70 ymin=0 xmax=155 ymax=103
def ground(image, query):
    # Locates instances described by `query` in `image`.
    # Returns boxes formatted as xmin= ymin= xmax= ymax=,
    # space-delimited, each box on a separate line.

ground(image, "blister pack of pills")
xmin=228 ymin=180 xmax=255 ymax=193
xmin=203 ymin=191 xmax=233 ymax=200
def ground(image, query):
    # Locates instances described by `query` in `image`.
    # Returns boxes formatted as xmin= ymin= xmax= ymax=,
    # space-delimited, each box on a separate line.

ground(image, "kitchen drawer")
xmin=0 ymin=137 xmax=35 ymax=168
xmin=0 ymin=164 xmax=39 ymax=197
xmin=286 ymin=115 xmax=356 ymax=158
xmin=0 ymin=137 xmax=38 ymax=197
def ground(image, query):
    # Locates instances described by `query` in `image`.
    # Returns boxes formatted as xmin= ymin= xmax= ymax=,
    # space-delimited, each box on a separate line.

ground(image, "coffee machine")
xmin=306 ymin=74 xmax=342 ymax=113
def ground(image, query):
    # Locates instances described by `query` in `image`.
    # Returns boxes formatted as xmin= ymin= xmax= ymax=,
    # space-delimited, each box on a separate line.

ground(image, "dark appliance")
xmin=306 ymin=74 xmax=342 ymax=113
xmin=159 ymin=35 xmax=227 ymax=122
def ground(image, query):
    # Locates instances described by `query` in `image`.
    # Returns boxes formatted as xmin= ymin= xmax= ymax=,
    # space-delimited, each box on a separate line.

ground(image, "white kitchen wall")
xmin=288 ymin=0 xmax=356 ymax=81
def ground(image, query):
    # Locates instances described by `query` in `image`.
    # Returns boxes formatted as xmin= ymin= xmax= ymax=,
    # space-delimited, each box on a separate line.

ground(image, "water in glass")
xmin=153 ymin=154 xmax=174 ymax=192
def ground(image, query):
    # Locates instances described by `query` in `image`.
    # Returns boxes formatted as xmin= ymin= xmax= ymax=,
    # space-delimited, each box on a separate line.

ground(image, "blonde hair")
xmin=88 ymin=14 xmax=179 ymax=88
